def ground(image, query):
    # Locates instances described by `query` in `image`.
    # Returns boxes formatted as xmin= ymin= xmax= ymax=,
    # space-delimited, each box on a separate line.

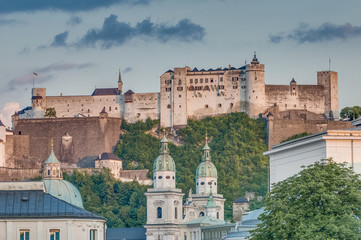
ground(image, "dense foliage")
xmin=64 ymin=169 xmax=148 ymax=228
xmin=114 ymin=112 xmax=269 ymax=219
xmin=340 ymin=106 xmax=361 ymax=120
xmin=45 ymin=107 xmax=56 ymax=118
xmin=250 ymin=160 xmax=361 ymax=240
xmin=281 ymin=132 xmax=310 ymax=143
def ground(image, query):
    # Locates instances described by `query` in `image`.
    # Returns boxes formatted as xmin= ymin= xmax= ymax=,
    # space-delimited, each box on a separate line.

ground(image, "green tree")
xmin=250 ymin=160 xmax=361 ymax=240
xmin=340 ymin=106 xmax=361 ymax=120
xmin=45 ymin=107 xmax=57 ymax=118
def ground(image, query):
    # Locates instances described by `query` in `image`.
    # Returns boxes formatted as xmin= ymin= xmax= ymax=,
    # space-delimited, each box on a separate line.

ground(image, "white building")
xmin=264 ymin=129 xmax=361 ymax=186
xmin=144 ymin=135 xmax=231 ymax=240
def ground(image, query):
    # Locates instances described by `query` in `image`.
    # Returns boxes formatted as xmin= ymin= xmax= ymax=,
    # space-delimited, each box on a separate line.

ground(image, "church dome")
xmin=196 ymin=161 xmax=217 ymax=178
xmin=153 ymin=135 xmax=176 ymax=172
xmin=43 ymin=179 xmax=84 ymax=208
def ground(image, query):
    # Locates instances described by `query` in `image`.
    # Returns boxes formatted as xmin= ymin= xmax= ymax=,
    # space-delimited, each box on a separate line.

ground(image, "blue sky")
xmin=0 ymin=0 xmax=360 ymax=127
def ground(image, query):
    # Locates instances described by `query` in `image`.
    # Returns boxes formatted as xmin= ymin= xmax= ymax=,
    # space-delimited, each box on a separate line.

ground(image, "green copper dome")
xmin=196 ymin=135 xmax=217 ymax=178
xmin=196 ymin=161 xmax=217 ymax=178
xmin=44 ymin=149 xmax=60 ymax=164
xmin=153 ymin=135 xmax=176 ymax=172
xmin=43 ymin=179 xmax=84 ymax=208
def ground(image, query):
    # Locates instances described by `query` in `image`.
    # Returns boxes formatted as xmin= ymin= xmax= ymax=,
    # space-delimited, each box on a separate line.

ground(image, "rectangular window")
xmin=50 ymin=229 xmax=60 ymax=240
xmin=200 ymin=79 xmax=203 ymax=83
xmin=205 ymin=78 xmax=208 ymax=83
xmin=165 ymin=88 xmax=171 ymax=92
xmin=20 ymin=229 xmax=30 ymax=240
xmin=177 ymin=87 xmax=183 ymax=91
xmin=190 ymin=79 xmax=193 ymax=84
xmin=90 ymin=229 xmax=97 ymax=240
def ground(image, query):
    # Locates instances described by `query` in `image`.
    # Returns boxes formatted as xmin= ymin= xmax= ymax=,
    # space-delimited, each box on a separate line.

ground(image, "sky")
xmin=0 ymin=0 xmax=360 ymax=127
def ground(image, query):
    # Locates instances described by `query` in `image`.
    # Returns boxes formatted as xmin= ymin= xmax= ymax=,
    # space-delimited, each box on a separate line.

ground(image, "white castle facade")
xmin=19 ymin=54 xmax=339 ymax=128
xmin=145 ymin=135 xmax=226 ymax=240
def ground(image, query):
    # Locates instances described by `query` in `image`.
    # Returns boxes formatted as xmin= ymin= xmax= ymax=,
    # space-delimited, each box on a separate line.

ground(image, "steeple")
xmin=43 ymin=139 xmax=62 ymax=180
xmin=159 ymin=131 xmax=170 ymax=155
xmin=251 ymin=51 xmax=259 ymax=65
xmin=202 ymin=132 xmax=211 ymax=162
xmin=118 ymin=69 xmax=123 ymax=94
xmin=206 ymin=186 xmax=217 ymax=218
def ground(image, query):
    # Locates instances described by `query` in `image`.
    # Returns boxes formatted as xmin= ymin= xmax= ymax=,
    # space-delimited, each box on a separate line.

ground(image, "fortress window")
xmin=179 ymin=95 xmax=182 ymax=98
xmin=158 ymin=176 xmax=163 ymax=179
xmin=220 ymin=77 xmax=223 ymax=82
xmin=195 ymin=79 xmax=198 ymax=84
xmin=205 ymin=105 xmax=209 ymax=109
xmin=167 ymin=104 xmax=171 ymax=109
xmin=175 ymin=207 xmax=178 ymax=219
xmin=178 ymin=80 xmax=182 ymax=85
xmin=200 ymin=79 xmax=203 ymax=83
xmin=109 ymin=106 xmax=111 ymax=111
xmin=157 ymin=207 xmax=162 ymax=218
xmin=137 ymin=113 xmax=141 ymax=117
xmin=179 ymin=105 xmax=181 ymax=108
xmin=210 ymin=78 xmax=214 ymax=83
xmin=253 ymin=90 xmax=255 ymax=93
xmin=285 ymin=104 xmax=287 ymax=107
xmin=230 ymin=103 xmax=233 ymax=107
xmin=201 ymin=182 xmax=205 ymax=185
xmin=294 ymin=104 xmax=296 ymax=107
xmin=166 ymin=88 xmax=171 ymax=92
xmin=304 ymin=105 xmax=306 ymax=108
xmin=205 ymin=78 xmax=208 ymax=83
xmin=255 ymin=76 xmax=257 ymax=80
xmin=190 ymin=79 xmax=193 ymax=84
xmin=218 ymin=104 xmax=222 ymax=108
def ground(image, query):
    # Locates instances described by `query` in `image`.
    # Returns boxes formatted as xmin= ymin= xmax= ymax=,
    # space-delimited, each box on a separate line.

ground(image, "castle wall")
xmin=12 ymin=117 xmax=122 ymax=167
xmin=317 ymin=71 xmax=339 ymax=113
xmin=267 ymin=117 xmax=353 ymax=149
xmin=265 ymin=85 xmax=326 ymax=114
xmin=123 ymin=93 xmax=159 ymax=123
xmin=0 ymin=167 xmax=41 ymax=181
xmin=45 ymin=95 xmax=121 ymax=118
xmin=245 ymin=63 xmax=265 ymax=117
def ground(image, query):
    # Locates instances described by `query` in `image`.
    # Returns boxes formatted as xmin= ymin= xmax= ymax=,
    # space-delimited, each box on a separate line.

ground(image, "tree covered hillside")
xmin=65 ymin=112 xmax=268 ymax=227
xmin=115 ymin=112 xmax=269 ymax=219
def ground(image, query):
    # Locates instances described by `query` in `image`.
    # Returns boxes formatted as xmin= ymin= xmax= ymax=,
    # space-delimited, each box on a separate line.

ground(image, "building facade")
xmin=17 ymin=54 xmax=339 ymax=129
xmin=145 ymin=135 xmax=227 ymax=240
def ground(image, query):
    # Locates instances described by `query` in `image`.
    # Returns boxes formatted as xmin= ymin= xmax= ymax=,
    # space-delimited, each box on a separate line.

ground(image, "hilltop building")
xmin=145 ymin=135 xmax=232 ymax=240
xmin=17 ymin=54 xmax=339 ymax=129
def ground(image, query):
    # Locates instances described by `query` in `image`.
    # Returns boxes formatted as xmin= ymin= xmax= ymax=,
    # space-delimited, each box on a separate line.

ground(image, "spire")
xmin=118 ymin=69 xmax=122 ymax=83
xmin=251 ymin=51 xmax=259 ymax=64
xmin=160 ymin=130 xmax=169 ymax=155
xmin=202 ymin=133 xmax=211 ymax=162
xmin=206 ymin=186 xmax=216 ymax=209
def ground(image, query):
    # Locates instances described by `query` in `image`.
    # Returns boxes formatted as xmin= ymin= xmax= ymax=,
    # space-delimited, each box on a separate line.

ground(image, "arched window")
xmin=199 ymin=212 xmax=205 ymax=217
xmin=175 ymin=207 xmax=178 ymax=219
xmin=157 ymin=207 xmax=162 ymax=219
xmin=217 ymin=212 xmax=219 ymax=219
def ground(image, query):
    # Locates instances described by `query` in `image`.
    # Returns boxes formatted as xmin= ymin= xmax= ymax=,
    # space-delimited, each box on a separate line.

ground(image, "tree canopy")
xmin=115 ymin=112 xmax=269 ymax=219
xmin=250 ymin=160 xmax=361 ymax=240
xmin=340 ymin=106 xmax=361 ymax=120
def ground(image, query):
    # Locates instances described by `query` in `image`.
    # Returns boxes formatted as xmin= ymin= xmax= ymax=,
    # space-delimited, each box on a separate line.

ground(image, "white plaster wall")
xmin=124 ymin=93 xmax=159 ymax=123
xmin=196 ymin=176 xmax=217 ymax=195
xmin=268 ymin=139 xmax=326 ymax=186
xmin=95 ymin=160 xmax=123 ymax=178
xmin=0 ymin=219 xmax=105 ymax=240
xmin=153 ymin=170 xmax=176 ymax=189
xmin=325 ymin=139 xmax=361 ymax=174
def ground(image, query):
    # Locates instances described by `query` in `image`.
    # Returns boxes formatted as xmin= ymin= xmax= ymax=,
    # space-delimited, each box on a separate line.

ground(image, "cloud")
xmin=270 ymin=22 xmax=361 ymax=44
xmin=76 ymin=15 xmax=205 ymax=48
xmin=0 ymin=18 xmax=20 ymax=25
xmin=51 ymin=31 xmax=69 ymax=47
xmin=0 ymin=0 xmax=151 ymax=14
xmin=123 ymin=67 xmax=132 ymax=74
xmin=0 ymin=102 xmax=21 ymax=128
xmin=6 ymin=62 xmax=94 ymax=91
xmin=66 ymin=16 xmax=82 ymax=26
xmin=18 ymin=47 xmax=30 ymax=55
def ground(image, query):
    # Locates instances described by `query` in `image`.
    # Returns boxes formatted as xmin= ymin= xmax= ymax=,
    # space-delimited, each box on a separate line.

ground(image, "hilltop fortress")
xmin=19 ymin=54 xmax=339 ymax=128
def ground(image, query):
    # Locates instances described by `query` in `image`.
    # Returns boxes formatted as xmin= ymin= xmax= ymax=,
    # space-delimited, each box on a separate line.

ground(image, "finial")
xmin=205 ymin=130 xmax=208 ymax=143
xmin=50 ymin=138 xmax=54 ymax=150
xmin=163 ymin=128 xmax=166 ymax=137
xmin=254 ymin=51 xmax=256 ymax=57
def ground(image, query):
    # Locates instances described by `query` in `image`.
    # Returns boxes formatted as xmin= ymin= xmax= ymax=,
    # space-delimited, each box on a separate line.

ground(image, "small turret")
xmin=206 ymin=187 xmax=217 ymax=218
xmin=43 ymin=139 xmax=62 ymax=180
xmin=118 ymin=69 xmax=123 ymax=94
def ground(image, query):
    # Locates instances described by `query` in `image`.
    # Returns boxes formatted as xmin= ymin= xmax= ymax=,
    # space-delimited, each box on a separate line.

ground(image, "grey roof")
xmin=0 ymin=190 xmax=105 ymax=220
xmin=241 ymin=207 xmax=265 ymax=226
xmin=92 ymin=88 xmax=119 ymax=96
xmin=0 ymin=120 xmax=5 ymax=127
xmin=97 ymin=152 xmax=122 ymax=161
xmin=106 ymin=228 xmax=146 ymax=240
xmin=125 ymin=90 xmax=135 ymax=94
xmin=234 ymin=197 xmax=249 ymax=203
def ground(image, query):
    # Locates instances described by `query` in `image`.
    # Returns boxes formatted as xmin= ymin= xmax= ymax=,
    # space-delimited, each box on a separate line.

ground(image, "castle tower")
xmin=0 ymin=120 xmax=6 ymax=167
xmin=245 ymin=53 xmax=266 ymax=117
xmin=31 ymin=88 xmax=46 ymax=118
xmin=118 ymin=69 xmax=123 ymax=94
xmin=317 ymin=71 xmax=339 ymax=118
xmin=196 ymin=134 xmax=218 ymax=195
xmin=145 ymin=135 xmax=184 ymax=240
